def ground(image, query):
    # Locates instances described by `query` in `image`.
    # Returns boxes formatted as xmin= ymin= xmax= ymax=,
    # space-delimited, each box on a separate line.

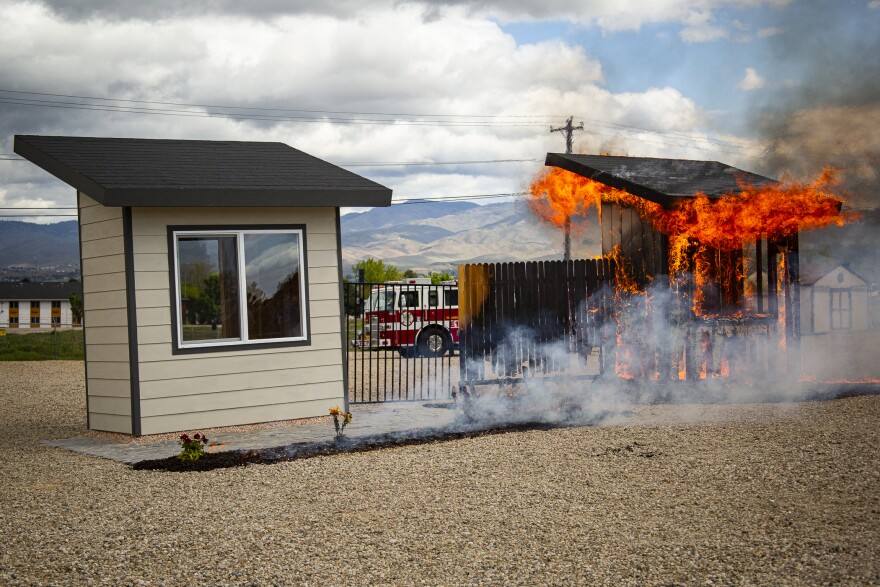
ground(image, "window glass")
xmin=428 ymin=290 xmax=438 ymax=307
xmin=52 ymin=301 xmax=61 ymax=308
xmin=369 ymin=290 xmax=395 ymax=311
xmin=399 ymin=291 xmax=419 ymax=308
xmin=177 ymin=236 xmax=241 ymax=343
xmin=9 ymin=301 xmax=17 ymax=309
xmin=31 ymin=301 xmax=40 ymax=308
xmin=444 ymin=289 xmax=459 ymax=307
xmin=244 ymin=233 xmax=302 ymax=340
xmin=173 ymin=228 xmax=307 ymax=350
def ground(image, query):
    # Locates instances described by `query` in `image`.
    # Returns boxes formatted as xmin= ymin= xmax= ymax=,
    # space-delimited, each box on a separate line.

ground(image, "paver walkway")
xmin=43 ymin=401 xmax=458 ymax=464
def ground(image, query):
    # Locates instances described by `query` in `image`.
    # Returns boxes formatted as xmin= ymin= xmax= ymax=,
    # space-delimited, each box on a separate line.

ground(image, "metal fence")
xmin=344 ymin=282 xmax=458 ymax=403
xmin=0 ymin=325 xmax=85 ymax=360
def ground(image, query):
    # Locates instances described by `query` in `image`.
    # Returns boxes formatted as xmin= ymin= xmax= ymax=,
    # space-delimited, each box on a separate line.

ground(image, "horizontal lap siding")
xmin=131 ymin=207 xmax=344 ymax=434
xmin=80 ymin=192 xmax=131 ymax=434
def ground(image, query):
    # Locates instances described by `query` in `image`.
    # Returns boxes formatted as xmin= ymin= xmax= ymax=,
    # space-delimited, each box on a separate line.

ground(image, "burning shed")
xmin=543 ymin=153 xmax=795 ymax=317
xmin=14 ymin=135 xmax=392 ymax=435
xmin=528 ymin=153 xmax=850 ymax=380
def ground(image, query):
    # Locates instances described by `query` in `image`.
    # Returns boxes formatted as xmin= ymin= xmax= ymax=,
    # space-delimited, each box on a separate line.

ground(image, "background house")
xmin=800 ymin=264 xmax=871 ymax=334
xmin=0 ymin=281 xmax=81 ymax=328
xmin=15 ymin=135 xmax=391 ymax=435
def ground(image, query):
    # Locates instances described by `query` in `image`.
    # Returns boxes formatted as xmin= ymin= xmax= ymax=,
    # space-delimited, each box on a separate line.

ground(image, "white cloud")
xmin=679 ymin=9 xmax=728 ymax=43
xmin=0 ymin=1 xmax=758 ymax=216
xmin=757 ymin=26 xmax=783 ymax=38
xmin=736 ymin=67 xmax=766 ymax=90
xmin=869 ymin=1 xmax=880 ymax=9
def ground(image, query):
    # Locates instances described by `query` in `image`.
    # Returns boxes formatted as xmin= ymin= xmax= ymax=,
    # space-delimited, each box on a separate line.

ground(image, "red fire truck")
xmin=354 ymin=278 xmax=459 ymax=357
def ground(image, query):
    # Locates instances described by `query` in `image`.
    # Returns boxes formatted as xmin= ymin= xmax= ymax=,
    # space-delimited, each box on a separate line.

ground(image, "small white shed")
xmin=15 ymin=135 xmax=391 ymax=435
xmin=800 ymin=264 xmax=871 ymax=334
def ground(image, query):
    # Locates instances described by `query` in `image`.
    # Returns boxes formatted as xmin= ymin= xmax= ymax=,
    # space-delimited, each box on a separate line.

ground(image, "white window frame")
xmin=172 ymin=228 xmax=308 ymax=351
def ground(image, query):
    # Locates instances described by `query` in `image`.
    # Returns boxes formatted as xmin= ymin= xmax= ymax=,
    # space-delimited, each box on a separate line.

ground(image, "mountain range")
xmin=340 ymin=200 xmax=599 ymax=274
xmin=0 ymin=203 xmax=876 ymax=281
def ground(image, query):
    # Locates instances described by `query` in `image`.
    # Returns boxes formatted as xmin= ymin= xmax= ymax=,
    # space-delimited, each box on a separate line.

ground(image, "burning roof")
xmin=545 ymin=153 xmax=778 ymax=208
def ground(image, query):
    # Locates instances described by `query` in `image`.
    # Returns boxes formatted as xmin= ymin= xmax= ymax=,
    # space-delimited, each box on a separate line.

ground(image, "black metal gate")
xmin=344 ymin=281 xmax=458 ymax=404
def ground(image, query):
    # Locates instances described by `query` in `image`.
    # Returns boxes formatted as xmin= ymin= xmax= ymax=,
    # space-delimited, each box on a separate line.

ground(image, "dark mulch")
xmin=130 ymin=421 xmax=566 ymax=473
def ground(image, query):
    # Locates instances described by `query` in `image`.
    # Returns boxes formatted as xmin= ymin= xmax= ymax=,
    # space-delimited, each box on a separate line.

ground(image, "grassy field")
xmin=0 ymin=329 xmax=84 ymax=361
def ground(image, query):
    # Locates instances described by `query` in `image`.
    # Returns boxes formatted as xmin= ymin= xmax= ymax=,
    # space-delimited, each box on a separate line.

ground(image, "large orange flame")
xmin=529 ymin=166 xmax=857 ymax=251
xmin=651 ymin=167 xmax=857 ymax=251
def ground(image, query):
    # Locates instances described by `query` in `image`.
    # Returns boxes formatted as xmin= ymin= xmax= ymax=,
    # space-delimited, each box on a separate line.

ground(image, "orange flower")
xmin=329 ymin=405 xmax=341 ymax=416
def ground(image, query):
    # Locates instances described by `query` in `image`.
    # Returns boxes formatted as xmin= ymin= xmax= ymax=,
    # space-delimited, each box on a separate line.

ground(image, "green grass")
xmin=0 ymin=329 xmax=84 ymax=361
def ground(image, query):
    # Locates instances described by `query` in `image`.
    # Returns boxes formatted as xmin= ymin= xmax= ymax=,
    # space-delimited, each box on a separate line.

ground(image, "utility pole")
xmin=551 ymin=116 xmax=584 ymax=262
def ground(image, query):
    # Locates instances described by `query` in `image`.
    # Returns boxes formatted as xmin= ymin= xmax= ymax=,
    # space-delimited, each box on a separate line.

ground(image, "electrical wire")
xmin=0 ymin=191 xmax=529 ymax=217
xmin=0 ymin=88 xmax=753 ymax=150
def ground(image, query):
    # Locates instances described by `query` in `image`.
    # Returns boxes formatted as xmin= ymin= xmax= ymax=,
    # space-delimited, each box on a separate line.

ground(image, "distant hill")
xmin=0 ymin=220 xmax=80 ymax=267
xmin=3 ymin=205 xmax=875 ymax=284
xmin=340 ymin=200 xmax=599 ymax=274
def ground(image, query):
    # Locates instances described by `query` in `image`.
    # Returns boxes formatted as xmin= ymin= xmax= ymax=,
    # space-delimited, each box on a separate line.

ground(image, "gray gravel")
xmin=1 ymin=361 xmax=879 ymax=586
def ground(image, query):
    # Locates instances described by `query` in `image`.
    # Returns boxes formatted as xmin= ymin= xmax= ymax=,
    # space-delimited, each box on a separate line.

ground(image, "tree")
xmin=351 ymin=258 xmax=402 ymax=283
xmin=402 ymin=269 xmax=418 ymax=279
xmin=430 ymin=271 xmax=454 ymax=285
xmin=194 ymin=273 xmax=222 ymax=325
xmin=69 ymin=292 xmax=83 ymax=326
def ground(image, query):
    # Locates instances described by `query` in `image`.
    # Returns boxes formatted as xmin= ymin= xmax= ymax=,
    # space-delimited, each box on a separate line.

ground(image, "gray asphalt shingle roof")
xmin=0 ymin=281 xmax=82 ymax=301
xmin=14 ymin=135 xmax=392 ymax=208
xmin=545 ymin=153 xmax=777 ymax=208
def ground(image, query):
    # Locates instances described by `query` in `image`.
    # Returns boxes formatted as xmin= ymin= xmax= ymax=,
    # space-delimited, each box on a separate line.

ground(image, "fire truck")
xmin=354 ymin=278 xmax=459 ymax=358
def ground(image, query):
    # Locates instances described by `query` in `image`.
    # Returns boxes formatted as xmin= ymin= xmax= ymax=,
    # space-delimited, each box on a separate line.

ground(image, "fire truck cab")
xmin=357 ymin=278 xmax=459 ymax=358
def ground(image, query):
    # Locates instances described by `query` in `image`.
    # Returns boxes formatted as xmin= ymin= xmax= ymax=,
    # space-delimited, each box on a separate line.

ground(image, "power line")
xmin=0 ymin=214 xmax=78 ymax=217
xmin=0 ymin=192 xmax=528 ymax=216
xmin=0 ymin=88 xmax=558 ymax=120
xmin=0 ymin=88 xmax=753 ymax=151
xmin=0 ymin=96 xmax=548 ymax=128
xmin=340 ymin=158 xmax=539 ymax=167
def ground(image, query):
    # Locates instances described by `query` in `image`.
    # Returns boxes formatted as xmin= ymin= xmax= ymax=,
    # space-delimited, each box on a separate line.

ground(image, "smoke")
xmin=755 ymin=2 xmax=880 ymax=211
xmin=448 ymin=280 xmax=880 ymax=432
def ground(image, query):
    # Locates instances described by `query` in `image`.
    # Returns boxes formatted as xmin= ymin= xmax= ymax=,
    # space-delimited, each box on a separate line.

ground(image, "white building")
xmin=0 ymin=281 xmax=81 ymax=328
xmin=800 ymin=264 xmax=871 ymax=334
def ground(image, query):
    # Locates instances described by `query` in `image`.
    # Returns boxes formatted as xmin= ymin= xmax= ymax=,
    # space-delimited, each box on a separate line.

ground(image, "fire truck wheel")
xmin=417 ymin=327 xmax=451 ymax=358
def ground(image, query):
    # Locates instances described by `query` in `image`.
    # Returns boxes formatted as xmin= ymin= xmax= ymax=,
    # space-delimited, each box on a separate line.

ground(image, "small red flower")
xmin=193 ymin=433 xmax=201 ymax=440
xmin=180 ymin=434 xmax=190 ymax=443
xmin=202 ymin=436 xmax=209 ymax=444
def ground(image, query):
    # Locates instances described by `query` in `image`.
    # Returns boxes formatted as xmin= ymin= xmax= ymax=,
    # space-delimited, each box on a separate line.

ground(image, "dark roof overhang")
xmin=545 ymin=153 xmax=778 ymax=209
xmin=0 ymin=281 xmax=82 ymax=300
xmin=14 ymin=135 xmax=392 ymax=208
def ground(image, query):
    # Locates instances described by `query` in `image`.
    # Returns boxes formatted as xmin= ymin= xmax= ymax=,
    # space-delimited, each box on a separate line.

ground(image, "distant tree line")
xmin=343 ymin=257 xmax=455 ymax=315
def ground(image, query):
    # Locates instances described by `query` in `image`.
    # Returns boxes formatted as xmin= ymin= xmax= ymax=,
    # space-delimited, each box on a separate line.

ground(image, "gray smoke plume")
xmin=756 ymin=2 xmax=880 ymax=210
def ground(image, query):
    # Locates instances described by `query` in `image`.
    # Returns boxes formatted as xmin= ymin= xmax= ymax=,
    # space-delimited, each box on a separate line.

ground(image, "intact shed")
xmin=14 ymin=135 xmax=391 ymax=435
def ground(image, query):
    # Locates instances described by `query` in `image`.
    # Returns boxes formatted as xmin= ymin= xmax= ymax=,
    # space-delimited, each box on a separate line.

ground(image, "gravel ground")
xmin=1 ymin=361 xmax=879 ymax=586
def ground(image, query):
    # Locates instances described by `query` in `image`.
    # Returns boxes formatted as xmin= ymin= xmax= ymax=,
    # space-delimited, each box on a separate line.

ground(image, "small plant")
xmin=329 ymin=405 xmax=353 ymax=439
xmin=177 ymin=432 xmax=209 ymax=462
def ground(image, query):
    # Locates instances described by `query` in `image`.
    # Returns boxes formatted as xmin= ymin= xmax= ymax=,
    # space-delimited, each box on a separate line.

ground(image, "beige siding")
xmin=79 ymin=192 xmax=132 ymax=434
xmin=140 ymin=397 xmax=334 ymax=435
xmin=131 ymin=207 xmax=345 ymax=434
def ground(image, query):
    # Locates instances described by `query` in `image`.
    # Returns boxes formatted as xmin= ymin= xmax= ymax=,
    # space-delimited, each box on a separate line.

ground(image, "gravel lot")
xmin=1 ymin=361 xmax=879 ymax=586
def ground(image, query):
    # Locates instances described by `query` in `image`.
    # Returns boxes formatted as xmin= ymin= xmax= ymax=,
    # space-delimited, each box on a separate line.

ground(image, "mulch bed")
xmin=131 ymin=422 xmax=565 ymax=473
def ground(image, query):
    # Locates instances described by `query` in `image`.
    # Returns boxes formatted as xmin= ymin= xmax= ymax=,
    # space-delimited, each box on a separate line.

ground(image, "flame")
xmin=530 ymin=166 xmax=857 ymax=252
xmin=604 ymin=245 xmax=643 ymax=295
xmin=650 ymin=167 xmax=858 ymax=252
xmin=529 ymin=167 xmax=649 ymax=229
xmin=529 ymin=164 xmax=858 ymax=380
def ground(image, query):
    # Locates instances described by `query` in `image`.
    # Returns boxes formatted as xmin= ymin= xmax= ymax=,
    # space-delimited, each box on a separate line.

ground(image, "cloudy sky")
xmin=1 ymin=0 xmax=878 ymax=222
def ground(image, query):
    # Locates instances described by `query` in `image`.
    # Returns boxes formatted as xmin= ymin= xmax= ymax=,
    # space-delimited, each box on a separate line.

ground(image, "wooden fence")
xmin=457 ymin=259 xmax=617 ymax=385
